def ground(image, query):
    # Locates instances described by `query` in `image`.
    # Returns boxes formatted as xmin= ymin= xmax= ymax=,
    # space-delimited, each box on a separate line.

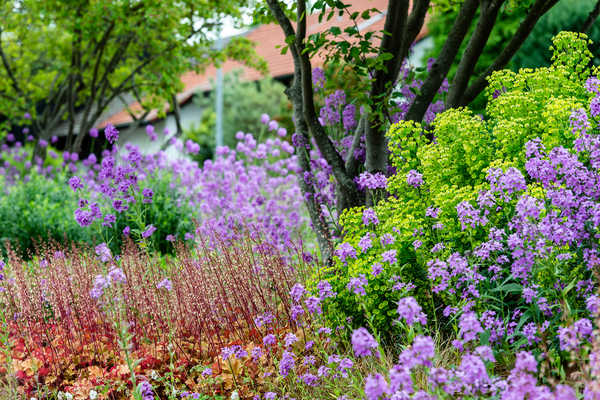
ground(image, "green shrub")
xmin=101 ymin=173 xmax=196 ymax=255
xmin=0 ymin=172 xmax=195 ymax=258
xmin=0 ymin=173 xmax=91 ymax=258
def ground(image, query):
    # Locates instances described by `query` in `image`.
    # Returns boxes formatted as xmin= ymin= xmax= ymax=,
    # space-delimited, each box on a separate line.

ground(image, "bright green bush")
xmin=315 ymin=32 xmax=600 ymax=337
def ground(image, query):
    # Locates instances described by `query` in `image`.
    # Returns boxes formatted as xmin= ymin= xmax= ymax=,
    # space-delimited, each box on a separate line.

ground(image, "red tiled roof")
xmin=98 ymin=0 xmax=427 ymax=129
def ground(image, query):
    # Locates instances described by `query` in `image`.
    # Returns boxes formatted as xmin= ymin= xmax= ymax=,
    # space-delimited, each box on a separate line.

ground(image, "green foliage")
xmin=101 ymin=173 xmax=196 ymax=255
xmin=0 ymin=173 xmax=91 ymax=258
xmin=190 ymin=69 xmax=293 ymax=148
xmin=315 ymin=32 xmax=598 ymax=336
xmin=0 ymin=172 xmax=194 ymax=258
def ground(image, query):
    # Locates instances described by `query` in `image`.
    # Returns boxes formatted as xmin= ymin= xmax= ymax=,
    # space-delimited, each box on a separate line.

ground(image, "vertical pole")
xmin=215 ymin=27 xmax=224 ymax=148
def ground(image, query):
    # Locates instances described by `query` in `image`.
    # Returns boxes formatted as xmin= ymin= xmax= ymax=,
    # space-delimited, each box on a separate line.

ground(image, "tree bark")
xmin=365 ymin=1 xmax=409 ymax=177
xmin=446 ymin=0 xmax=505 ymax=109
xmin=267 ymin=0 xmax=362 ymax=213
xmin=405 ymin=0 xmax=479 ymax=122
xmin=265 ymin=0 xmax=335 ymax=265
xmin=458 ymin=0 xmax=560 ymax=106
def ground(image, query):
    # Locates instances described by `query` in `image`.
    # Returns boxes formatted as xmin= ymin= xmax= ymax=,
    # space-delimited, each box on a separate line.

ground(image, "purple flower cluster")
xmin=355 ymin=171 xmax=387 ymax=190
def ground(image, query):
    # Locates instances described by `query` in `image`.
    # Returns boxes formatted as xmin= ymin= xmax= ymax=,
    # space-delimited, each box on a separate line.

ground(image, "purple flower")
xmin=586 ymin=295 xmax=600 ymax=314
xmin=513 ymin=351 xmax=537 ymax=373
xmin=355 ymin=171 xmax=387 ymax=190
xmin=317 ymin=280 xmax=336 ymax=299
xmin=358 ymin=233 xmax=373 ymax=253
xmin=351 ymin=327 xmax=378 ymax=357
xmin=381 ymin=249 xmax=397 ymax=265
xmin=312 ymin=67 xmax=325 ymax=89
xmin=585 ymin=76 xmax=600 ymax=94
xmin=263 ymin=334 xmax=276 ymax=346
xmin=342 ymin=104 xmax=356 ymax=131
xmin=426 ymin=206 xmax=440 ymax=218
xmin=89 ymin=128 xmax=99 ymax=138
xmin=364 ymin=373 xmax=388 ymax=400
xmin=335 ymin=242 xmax=357 ymax=263
xmin=104 ymin=124 xmax=119 ymax=144
xmin=251 ymin=346 xmax=263 ymax=361
xmin=290 ymin=283 xmax=305 ymax=303
xmin=123 ymin=226 xmax=131 ymax=236
xmin=305 ymin=296 xmax=322 ymax=314
xmin=108 ymin=267 xmax=126 ymax=284
xmin=279 ymin=350 xmax=295 ymax=377
xmin=291 ymin=305 xmax=304 ymax=321
xmin=268 ymin=120 xmax=279 ymax=131
xmin=68 ymin=176 xmax=84 ymax=191
xmin=371 ymin=262 xmax=383 ymax=277
xmin=406 ymin=169 xmax=424 ymax=188
xmin=347 ymin=274 xmax=368 ymax=296
xmin=362 ymin=208 xmax=379 ymax=226
xmin=95 ymin=243 xmax=112 ymax=262
xmin=397 ymin=296 xmax=427 ymax=326
xmin=260 ymin=113 xmax=270 ymax=124
xmin=591 ymin=96 xmax=600 ymax=118
xmin=141 ymin=224 xmax=157 ymax=238
xmin=137 ymin=381 xmax=153 ymax=400
xmin=300 ymin=372 xmax=318 ymax=387
xmin=457 ymin=312 xmax=483 ymax=345
xmin=142 ymin=188 xmax=153 ymax=203
xmin=75 ymin=208 xmax=95 ymax=227
xmin=156 ymin=278 xmax=172 ymax=291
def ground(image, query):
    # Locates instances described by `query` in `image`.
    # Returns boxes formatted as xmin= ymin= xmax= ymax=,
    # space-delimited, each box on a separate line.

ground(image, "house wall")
xmin=116 ymin=99 xmax=204 ymax=158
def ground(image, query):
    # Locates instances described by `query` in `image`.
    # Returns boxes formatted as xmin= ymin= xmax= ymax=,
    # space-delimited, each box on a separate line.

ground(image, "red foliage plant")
xmin=0 ymin=231 xmax=301 ymax=393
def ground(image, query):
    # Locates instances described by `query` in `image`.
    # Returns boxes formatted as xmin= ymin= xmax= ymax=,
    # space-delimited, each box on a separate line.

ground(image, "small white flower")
xmin=230 ymin=390 xmax=240 ymax=400
xmin=89 ymin=390 xmax=98 ymax=400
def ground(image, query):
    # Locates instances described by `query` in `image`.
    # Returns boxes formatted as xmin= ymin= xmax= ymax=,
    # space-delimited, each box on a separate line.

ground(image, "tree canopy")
xmin=0 ymin=0 xmax=266 ymax=152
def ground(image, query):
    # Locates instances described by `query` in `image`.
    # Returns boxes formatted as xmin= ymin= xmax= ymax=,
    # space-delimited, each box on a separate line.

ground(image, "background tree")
xmin=0 ymin=0 xmax=266 ymax=154
xmin=188 ymin=69 xmax=293 ymax=149
xmin=259 ymin=0 xmax=600 ymax=263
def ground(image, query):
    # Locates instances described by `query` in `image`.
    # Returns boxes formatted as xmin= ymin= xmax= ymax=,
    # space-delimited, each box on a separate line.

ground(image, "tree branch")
xmin=446 ymin=0 xmax=506 ymax=109
xmin=405 ymin=0 xmax=479 ymax=122
xmin=346 ymin=112 xmax=367 ymax=178
xmin=458 ymin=0 xmax=560 ymax=106
xmin=0 ymin=28 xmax=24 ymax=97
xmin=581 ymin=0 xmax=600 ymax=34
xmin=398 ymin=0 xmax=430 ymax=79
